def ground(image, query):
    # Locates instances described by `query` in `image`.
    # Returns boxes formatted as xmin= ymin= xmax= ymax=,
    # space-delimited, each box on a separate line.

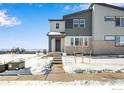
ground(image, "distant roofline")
xmin=48 ymin=19 xmax=64 ymax=21
xmin=63 ymin=9 xmax=92 ymax=18
xmin=63 ymin=3 xmax=124 ymax=18
xmin=89 ymin=3 xmax=124 ymax=11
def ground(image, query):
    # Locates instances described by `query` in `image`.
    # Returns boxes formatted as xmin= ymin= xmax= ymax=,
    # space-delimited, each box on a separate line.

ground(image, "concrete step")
xmin=53 ymin=59 xmax=62 ymax=61
xmin=52 ymin=61 xmax=62 ymax=64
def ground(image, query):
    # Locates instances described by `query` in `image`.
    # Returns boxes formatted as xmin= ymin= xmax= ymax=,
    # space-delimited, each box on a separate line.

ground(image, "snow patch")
xmin=62 ymin=56 xmax=124 ymax=73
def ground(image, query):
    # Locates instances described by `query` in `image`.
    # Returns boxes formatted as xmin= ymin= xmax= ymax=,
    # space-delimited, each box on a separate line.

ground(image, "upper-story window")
xmin=56 ymin=23 xmax=60 ymax=29
xmin=80 ymin=19 xmax=85 ymax=28
xmin=104 ymin=16 xmax=115 ymax=21
xmin=73 ymin=19 xmax=85 ymax=28
xmin=115 ymin=17 xmax=124 ymax=27
xmin=73 ymin=19 xmax=79 ymax=28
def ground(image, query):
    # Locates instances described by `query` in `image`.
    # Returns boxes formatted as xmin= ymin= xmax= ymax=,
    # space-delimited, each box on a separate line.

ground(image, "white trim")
xmin=69 ymin=36 xmax=89 ymax=47
xmin=80 ymin=19 xmax=85 ymax=28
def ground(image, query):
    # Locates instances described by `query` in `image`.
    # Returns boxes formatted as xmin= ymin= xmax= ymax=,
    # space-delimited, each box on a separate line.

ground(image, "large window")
xmin=83 ymin=37 xmax=88 ymax=46
xmin=70 ymin=38 xmax=74 ymax=46
xmin=73 ymin=19 xmax=85 ymax=28
xmin=116 ymin=36 xmax=124 ymax=46
xmin=56 ymin=23 xmax=60 ymax=29
xmin=80 ymin=19 xmax=85 ymax=28
xmin=70 ymin=37 xmax=88 ymax=47
xmin=104 ymin=16 xmax=115 ymax=21
xmin=115 ymin=17 xmax=124 ymax=27
xmin=75 ymin=38 xmax=79 ymax=46
xmin=73 ymin=19 xmax=79 ymax=28
xmin=104 ymin=36 xmax=115 ymax=41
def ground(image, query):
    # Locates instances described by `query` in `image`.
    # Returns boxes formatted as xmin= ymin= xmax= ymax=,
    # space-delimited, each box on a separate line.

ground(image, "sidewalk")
xmin=0 ymin=64 xmax=124 ymax=81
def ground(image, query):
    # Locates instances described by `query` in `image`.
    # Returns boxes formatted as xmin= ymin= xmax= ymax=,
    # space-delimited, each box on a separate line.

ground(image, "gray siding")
xmin=63 ymin=10 xmax=92 ymax=36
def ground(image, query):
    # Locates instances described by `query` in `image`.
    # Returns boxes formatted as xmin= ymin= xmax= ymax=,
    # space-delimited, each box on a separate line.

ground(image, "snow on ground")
xmin=0 ymin=80 xmax=124 ymax=86
xmin=0 ymin=54 xmax=53 ymax=75
xmin=62 ymin=56 xmax=124 ymax=73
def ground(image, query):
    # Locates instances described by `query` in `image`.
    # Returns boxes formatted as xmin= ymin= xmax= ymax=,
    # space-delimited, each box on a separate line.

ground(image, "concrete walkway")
xmin=0 ymin=64 xmax=124 ymax=81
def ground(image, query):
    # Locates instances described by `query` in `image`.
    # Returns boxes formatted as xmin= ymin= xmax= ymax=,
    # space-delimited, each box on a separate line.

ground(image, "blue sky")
xmin=0 ymin=3 xmax=124 ymax=50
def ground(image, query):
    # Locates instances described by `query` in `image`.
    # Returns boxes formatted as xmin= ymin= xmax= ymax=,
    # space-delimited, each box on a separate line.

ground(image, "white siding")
xmin=50 ymin=21 xmax=65 ymax=32
xmin=51 ymin=38 xmax=55 ymax=52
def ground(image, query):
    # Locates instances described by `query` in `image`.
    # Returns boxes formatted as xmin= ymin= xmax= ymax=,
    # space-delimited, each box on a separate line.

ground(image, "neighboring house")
xmin=47 ymin=3 xmax=124 ymax=55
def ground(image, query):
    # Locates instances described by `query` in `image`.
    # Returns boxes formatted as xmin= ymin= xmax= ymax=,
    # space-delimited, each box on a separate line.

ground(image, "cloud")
xmin=0 ymin=10 xmax=21 ymax=27
xmin=63 ymin=4 xmax=90 ymax=11
xmin=72 ymin=4 xmax=90 ymax=10
xmin=64 ymin=5 xmax=71 ymax=10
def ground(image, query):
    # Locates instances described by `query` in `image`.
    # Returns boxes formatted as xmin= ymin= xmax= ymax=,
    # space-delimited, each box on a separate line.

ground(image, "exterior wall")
xmin=63 ymin=10 xmax=92 ymax=36
xmin=51 ymin=38 xmax=55 ymax=52
xmin=64 ymin=36 xmax=92 ymax=54
xmin=92 ymin=4 xmax=124 ymax=54
xmin=93 ymin=40 xmax=124 ymax=54
xmin=50 ymin=21 xmax=65 ymax=32
xmin=61 ymin=37 xmax=65 ymax=52
xmin=48 ymin=36 xmax=51 ymax=52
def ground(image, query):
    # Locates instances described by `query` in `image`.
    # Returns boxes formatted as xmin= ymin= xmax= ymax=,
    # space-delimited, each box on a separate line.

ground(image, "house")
xmin=47 ymin=3 xmax=124 ymax=55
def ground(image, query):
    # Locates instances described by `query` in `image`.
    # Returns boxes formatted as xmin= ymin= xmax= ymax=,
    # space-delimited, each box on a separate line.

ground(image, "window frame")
xmin=115 ymin=35 xmax=124 ymax=47
xmin=73 ymin=19 xmax=79 ymax=28
xmin=70 ymin=38 xmax=74 ymax=46
xmin=75 ymin=38 xmax=80 ymax=46
xmin=56 ymin=23 xmax=60 ymax=29
xmin=115 ymin=17 xmax=124 ymax=27
xmin=104 ymin=16 xmax=115 ymax=21
xmin=79 ymin=19 xmax=85 ymax=28
xmin=104 ymin=35 xmax=115 ymax=41
xmin=83 ymin=37 xmax=89 ymax=47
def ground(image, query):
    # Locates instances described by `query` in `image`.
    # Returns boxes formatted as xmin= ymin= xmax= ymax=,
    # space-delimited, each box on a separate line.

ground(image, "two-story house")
xmin=47 ymin=3 xmax=124 ymax=55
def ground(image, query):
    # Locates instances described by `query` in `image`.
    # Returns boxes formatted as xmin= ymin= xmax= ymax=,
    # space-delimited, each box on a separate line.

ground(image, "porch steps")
xmin=52 ymin=52 xmax=62 ymax=64
xmin=52 ymin=57 xmax=62 ymax=64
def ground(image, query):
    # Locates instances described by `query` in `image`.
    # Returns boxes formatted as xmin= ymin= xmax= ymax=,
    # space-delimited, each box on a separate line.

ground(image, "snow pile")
xmin=62 ymin=56 xmax=124 ymax=73
xmin=0 ymin=54 xmax=53 ymax=75
xmin=0 ymin=80 xmax=124 ymax=86
xmin=28 ymin=57 xmax=53 ymax=75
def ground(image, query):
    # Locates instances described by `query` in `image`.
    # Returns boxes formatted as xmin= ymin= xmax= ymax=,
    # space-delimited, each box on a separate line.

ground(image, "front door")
xmin=55 ymin=38 xmax=61 ymax=51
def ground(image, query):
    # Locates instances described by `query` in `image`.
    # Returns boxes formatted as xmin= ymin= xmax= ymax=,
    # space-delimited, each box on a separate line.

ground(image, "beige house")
xmin=48 ymin=3 xmax=124 ymax=55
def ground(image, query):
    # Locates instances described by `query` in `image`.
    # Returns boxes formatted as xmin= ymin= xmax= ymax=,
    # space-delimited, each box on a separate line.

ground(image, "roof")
xmin=63 ymin=3 xmax=124 ymax=18
xmin=48 ymin=19 xmax=64 ymax=21
xmin=63 ymin=9 xmax=92 ymax=18
xmin=47 ymin=32 xmax=65 ymax=36
xmin=89 ymin=3 xmax=124 ymax=11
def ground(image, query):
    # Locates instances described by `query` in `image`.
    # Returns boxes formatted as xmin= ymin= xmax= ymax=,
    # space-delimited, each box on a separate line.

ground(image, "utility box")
xmin=7 ymin=60 xmax=25 ymax=70
xmin=0 ymin=64 xmax=6 ymax=72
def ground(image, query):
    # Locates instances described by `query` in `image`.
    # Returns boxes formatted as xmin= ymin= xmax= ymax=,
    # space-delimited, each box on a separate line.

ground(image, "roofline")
xmin=63 ymin=9 xmax=92 ymax=18
xmin=48 ymin=19 xmax=64 ymax=21
xmin=89 ymin=3 xmax=124 ymax=11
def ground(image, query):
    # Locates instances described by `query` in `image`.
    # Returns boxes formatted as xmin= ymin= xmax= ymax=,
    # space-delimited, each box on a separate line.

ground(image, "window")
xmin=75 ymin=38 xmax=79 ymax=46
xmin=56 ymin=23 xmax=59 ymax=29
xmin=116 ymin=36 xmax=124 ymax=46
xmin=80 ymin=19 xmax=85 ymax=28
xmin=79 ymin=38 xmax=83 ymax=45
xmin=115 ymin=17 xmax=124 ymax=27
xmin=104 ymin=16 xmax=115 ymax=21
xmin=73 ymin=19 xmax=79 ymax=28
xmin=104 ymin=36 xmax=115 ymax=41
xmin=83 ymin=37 xmax=88 ymax=47
xmin=70 ymin=38 xmax=74 ymax=46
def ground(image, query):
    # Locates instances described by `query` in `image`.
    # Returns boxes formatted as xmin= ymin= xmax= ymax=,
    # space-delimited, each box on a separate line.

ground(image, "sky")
xmin=0 ymin=3 xmax=124 ymax=50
